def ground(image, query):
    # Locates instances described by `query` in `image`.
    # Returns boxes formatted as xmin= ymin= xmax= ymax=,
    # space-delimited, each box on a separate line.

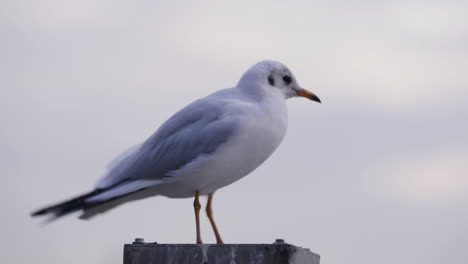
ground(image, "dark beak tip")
xmin=296 ymin=89 xmax=321 ymax=103
xmin=311 ymin=95 xmax=321 ymax=103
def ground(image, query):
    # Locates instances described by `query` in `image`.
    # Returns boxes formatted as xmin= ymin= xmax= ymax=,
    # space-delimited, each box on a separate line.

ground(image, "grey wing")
xmin=96 ymin=96 xmax=240 ymax=189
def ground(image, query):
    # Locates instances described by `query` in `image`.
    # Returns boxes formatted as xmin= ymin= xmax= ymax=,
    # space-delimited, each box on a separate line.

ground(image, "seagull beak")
xmin=296 ymin=88 xmax=321 ymax=103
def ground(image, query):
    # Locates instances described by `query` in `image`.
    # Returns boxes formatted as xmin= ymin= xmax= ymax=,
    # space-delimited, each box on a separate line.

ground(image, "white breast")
xmin=157 ymin=93 xmax=288 ymax=198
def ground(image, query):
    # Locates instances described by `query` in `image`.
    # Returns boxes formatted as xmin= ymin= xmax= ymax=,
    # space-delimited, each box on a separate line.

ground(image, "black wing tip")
xmin=30 ymin=184 xmax=132 ymax=220
xmin=31 ymin=208 xmax=57 ymax=218
xmin=30 ymin=189 xmax=103 ymax=219
xmin=30 ymin=209 xmax=46 ymax=217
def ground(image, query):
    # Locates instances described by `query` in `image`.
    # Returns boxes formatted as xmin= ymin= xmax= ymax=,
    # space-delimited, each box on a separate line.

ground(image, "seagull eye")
xmin=282 ymin=75 xmax=292 ymax=85
xmin=268 ymin=75 xmax=275 ymax=86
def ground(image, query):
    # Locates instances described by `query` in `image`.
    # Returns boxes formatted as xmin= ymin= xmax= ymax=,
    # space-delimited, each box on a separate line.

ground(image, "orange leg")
xmin=193 ymin=191 xmax=203 ymax=244
xmin=206 ymin=193 xmax=224 ymax=244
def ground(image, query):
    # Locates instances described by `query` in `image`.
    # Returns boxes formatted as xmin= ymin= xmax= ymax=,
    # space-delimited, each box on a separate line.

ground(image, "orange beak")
xmin=296 ymin=88 xmax=321 ymax=103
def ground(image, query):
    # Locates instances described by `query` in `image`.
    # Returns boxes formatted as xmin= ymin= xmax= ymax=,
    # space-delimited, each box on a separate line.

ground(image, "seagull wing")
xmin=30 ymin=89 xmax=244 ymax=219
xmin=96 ymin=91 xmax=241 ymax=190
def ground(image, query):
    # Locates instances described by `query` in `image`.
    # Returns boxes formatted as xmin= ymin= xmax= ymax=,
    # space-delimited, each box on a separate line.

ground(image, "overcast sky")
xmin=2 ymin=1 xmax=468 ymax=263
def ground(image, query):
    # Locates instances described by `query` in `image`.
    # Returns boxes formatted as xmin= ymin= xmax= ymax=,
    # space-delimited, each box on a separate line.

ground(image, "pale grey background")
xmin=2 ymin=0 xmax=468 ymax=263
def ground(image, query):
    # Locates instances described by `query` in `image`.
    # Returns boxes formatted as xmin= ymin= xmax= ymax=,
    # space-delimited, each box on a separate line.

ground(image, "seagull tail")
xmin=30 ymin=189 xmax=104 ymax=220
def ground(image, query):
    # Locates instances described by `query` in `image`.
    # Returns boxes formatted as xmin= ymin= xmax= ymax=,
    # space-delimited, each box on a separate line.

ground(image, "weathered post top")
xmin=124 ymin=238 xmax=320 ymax=264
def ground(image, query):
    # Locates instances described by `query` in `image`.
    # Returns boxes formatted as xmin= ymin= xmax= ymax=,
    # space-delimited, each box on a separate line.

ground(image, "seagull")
xmin=31 ymin=60 xmax=321 ymax=244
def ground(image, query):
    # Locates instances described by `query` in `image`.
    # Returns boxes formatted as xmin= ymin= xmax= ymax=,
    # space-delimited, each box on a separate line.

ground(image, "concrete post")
xmin=124 ymin=238 xmax=320 ymax=264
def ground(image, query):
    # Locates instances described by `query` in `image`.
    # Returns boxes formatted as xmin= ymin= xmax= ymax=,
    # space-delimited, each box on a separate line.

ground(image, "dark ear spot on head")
xmin=268 ymin=75 xmax=275 ymax=86
xmin=283 ymin=75 xmax=292 ymax=85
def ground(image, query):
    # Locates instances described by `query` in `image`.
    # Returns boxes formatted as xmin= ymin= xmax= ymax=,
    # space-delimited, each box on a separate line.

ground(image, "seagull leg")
xmin=193 ymin=191 xmax=203 ymax=244
xmin=206 ymin=193 xmax=224 ymax=244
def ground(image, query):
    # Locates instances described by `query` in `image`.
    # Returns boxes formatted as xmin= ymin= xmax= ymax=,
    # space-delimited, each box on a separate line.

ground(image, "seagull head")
xmin=237 ymin=60 xmax=321 ymax=103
